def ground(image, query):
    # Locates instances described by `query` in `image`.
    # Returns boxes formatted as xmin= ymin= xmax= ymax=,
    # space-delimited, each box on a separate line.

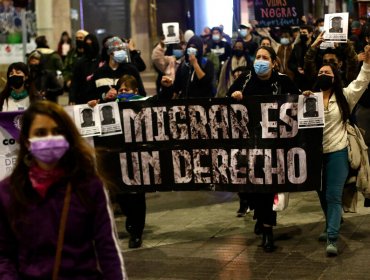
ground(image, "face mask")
xmin=76 ymin=40 xmax=84 ymax=49
xmin=173 ymin=49 xmax=184 ymax=59
xmin=84 ymin=44 xmax=94 ymax=57
xmin=318 ymin=26 xmax=325 ymax=32
xmin=113 ymin=50 xmax=127 ymax=63
xmin=29 ymin=64 xmax=41 ymax=73
xmin=8 ymin=75 xmax=25 ymax=89
xmin=187 ymin=47 xmax=197 ymax=56
xmin=29 ymin=135 xmax=70 ymax=164
xmin=212 ymin=34 xmax=220 ymax=41
xmin=233 ymin=49 xmax=244 ymax=58
xmin=239 ymin=29 xmax=248 ymax=37
xmin=254 ymin=60 xmax=271 ymax=76
xmin=280 ymin=38 xmax=290 ymax=45
xmin=300 ymin=34 xmax=308 ymax=42
xmin=317 ymin=74 xmax=334 ymax=91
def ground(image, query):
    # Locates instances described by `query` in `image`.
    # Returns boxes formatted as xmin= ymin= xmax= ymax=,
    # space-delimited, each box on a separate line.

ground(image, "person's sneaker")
xmin=318 ymin=231 xmax=327 ymax=242
xmin=326 ymin=241 xmax=338 ymax=256
xmin=129 ymin=236 xmax=142 ymax=249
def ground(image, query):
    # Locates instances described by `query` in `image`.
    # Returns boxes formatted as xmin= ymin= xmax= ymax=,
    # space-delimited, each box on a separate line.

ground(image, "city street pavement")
xmin=117 ymin=191 xmax=370 ymax=280
xmin=59 ymin=71 xmax=370 ymax=279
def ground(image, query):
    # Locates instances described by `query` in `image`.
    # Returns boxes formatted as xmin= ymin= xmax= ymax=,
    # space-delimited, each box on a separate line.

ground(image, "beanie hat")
xmin=105 ymin=36 xmax=125 ymax=55
xmin=184 ymin=30 xmax=195 ymax=43
xmin=211 ymin=26 xmax=223 ymax=34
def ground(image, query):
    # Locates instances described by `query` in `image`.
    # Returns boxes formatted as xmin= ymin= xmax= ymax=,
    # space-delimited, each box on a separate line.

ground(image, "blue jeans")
xmin=317 ymin=148 xmax=349 ymax=241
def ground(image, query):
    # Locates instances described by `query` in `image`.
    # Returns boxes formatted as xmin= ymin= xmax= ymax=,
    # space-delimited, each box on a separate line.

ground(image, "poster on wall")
xmin=0 ymin=0 xmax=36 ymax=64
xmin=254 ymin=0 xmax=303 ymax=27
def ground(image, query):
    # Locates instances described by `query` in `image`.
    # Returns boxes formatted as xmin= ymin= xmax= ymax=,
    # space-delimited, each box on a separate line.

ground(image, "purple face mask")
xmin=29 ymin=135 xmax=70 ymax=164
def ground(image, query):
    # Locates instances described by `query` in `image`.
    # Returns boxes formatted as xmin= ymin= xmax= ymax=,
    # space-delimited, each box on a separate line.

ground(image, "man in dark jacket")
xmin=90 ymin=36 xmax=147 ymax=249
xmin=207 ymin=26 xmax=232 ymax=66
xmin=91 ymin=36 xmax=146 ymax=103
xmin=69 ymin=33 xmax=101 ymax=104
xmin=288 ymin=25 xmax=315 ymax=90
xmin=27 ymin=50 xmax=63 ymax=103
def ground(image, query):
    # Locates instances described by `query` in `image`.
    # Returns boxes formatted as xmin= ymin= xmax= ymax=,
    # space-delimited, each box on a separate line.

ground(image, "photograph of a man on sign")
xmin=323 ymin=12 xmax=348 ymax=42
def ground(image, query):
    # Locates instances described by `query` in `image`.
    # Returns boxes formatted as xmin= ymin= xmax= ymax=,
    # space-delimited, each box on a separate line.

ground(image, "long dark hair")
xmin=0 ymin=62 xmax=37 ymax=111
xmin=9 ymin=101 xmax=99 ymax=220
xmin=224 ymin=39 xmax=249 ymax=85
xmin=313 ymin=63 xmax=350 ymax=123
xmin=256 ymin=46 xmax=277 ymax=62
xmin=58 ymin=31 xmax=72 ymax=45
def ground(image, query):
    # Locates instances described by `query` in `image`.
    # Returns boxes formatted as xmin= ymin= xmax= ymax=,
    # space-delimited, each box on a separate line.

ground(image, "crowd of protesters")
xmin=1 ymin=12 xmax=370 ymax=278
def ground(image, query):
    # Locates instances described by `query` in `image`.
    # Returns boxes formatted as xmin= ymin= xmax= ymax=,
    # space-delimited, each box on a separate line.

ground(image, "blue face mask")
xmin=280 ymin=38 xmax=290 ymax=45
xmin=254 ymin=60 xmax=271 ymax=76
xmin=173 ymin=49 xmax=184 ymax=59
xmin=212 ymin=34 xmax=220 ymax=41
xmin=187 ymin=47 xmax=197 ymax=56
xmin=113 ymin=50 xmax=127 ymax=63
xmin=239 ymin=29 xmax=248 ymax=37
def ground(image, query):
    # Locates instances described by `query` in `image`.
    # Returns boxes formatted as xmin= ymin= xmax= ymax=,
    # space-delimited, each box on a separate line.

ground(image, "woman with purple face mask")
xmin=0 ymin=101 xmax=127 ymax=279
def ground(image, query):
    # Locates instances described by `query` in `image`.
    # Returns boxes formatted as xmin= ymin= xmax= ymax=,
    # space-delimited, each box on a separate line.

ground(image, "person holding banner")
xmin=0 ymin=62 xmax=39 ymax=112
xmin=0 ymin=100 xmax=127 ymax=279
xmin=91 ymin=36 xmax=146 ymax=103
xmin=88 ymin=37 xmax=148 ymax=249
xmin=304 ymin=44 xmax=370 ymax=256
xmin=228 ymin=46 xmax=301 ymax=252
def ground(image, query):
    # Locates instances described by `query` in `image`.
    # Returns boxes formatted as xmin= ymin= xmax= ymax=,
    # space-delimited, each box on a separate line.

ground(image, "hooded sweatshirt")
xmin=172 ymin=35 xmax=214 ymax=98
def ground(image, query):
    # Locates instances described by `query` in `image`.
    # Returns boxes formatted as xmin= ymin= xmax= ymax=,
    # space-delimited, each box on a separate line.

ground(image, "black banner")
xmin=254 ymin=0 xmax=303 ymax=27
xmin=94 ymin=96 xmax=323 ymax=193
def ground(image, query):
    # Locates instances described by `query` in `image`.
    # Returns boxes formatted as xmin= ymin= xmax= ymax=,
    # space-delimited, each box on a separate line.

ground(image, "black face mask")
xmin=300 ymin=34 xmax=308 ymax=42
xmin=84 ymin=44 xmax=94 ymax=57
xmin=76 ymin=40 xmax=84 ymax=49
xmin=317 ymin=75 xmax=333 ymax=91
xmin=8 ymin=75 xmax=24 ymax=89
xmin=233 ymin=49 xmax=244 ymax=58
xmin=29 ymin=64 xmax=41 ymax=73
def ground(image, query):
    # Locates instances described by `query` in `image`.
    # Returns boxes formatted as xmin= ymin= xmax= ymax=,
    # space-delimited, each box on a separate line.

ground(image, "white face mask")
xmin=318 ymin=26 xmax=325 ymax=32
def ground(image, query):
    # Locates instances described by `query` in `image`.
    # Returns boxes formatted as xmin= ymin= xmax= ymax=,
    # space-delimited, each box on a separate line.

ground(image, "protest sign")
xmin=254 ymin=0 xmax=303 ymax=27
xmin=94 ymin=96 xmax=323 ymax=193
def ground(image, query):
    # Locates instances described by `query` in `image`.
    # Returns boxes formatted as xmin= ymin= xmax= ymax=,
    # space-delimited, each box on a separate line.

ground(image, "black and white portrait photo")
xmin=81 ymin=108 xmax=95 ymax=127
xmin=162 ymin=22 xmax=180 ymax=44
xmin=303 ymin=96 xmax=319 ymax=118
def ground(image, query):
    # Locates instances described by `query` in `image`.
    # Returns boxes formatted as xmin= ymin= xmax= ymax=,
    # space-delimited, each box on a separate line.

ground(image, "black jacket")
xmin=30 ymin=69 xmax=63 ymax=102
xmin=70 ymin=56 xmax=101 ymax=104
xmin=227 ymin=69 xmax=301 ymax=98
xmin=91 ymin=62 xmax=146 ymax=101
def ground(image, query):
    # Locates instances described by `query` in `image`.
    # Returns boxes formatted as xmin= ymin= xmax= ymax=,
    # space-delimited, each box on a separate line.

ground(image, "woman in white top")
xmin=304 ymin=45 xmax=370 ymax=256
xmin=0 ymin=62 xmax=37 ymax=112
